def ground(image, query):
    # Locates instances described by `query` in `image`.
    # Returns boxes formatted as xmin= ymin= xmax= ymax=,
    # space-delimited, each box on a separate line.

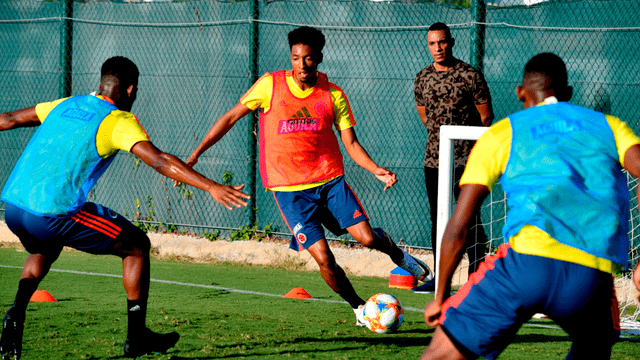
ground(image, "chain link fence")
xmin=1 ymin=0 xmax=639 ymax=250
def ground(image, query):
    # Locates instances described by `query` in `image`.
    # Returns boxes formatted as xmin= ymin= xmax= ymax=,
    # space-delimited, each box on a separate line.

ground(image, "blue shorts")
xmin=273 ymin=176 xmax=369 ymax=251
xmin=440 ymin=244 xmax=620 ymax=360
xmin=5 ymin=202 xmax=143 ymax=258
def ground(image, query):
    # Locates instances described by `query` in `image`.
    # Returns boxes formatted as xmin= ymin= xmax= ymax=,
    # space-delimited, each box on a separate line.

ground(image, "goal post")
xmin=436 ymin=125 xmax=640 ymax=334
xmin=435 ymin=125 xmax=489 ymax=295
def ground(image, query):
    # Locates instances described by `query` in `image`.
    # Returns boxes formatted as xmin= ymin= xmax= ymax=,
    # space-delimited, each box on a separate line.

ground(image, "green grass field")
xmin=1 ymin=244 xmax=638 ymax=359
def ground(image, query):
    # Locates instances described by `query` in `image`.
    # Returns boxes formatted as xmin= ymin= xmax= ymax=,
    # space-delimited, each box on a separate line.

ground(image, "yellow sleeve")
xmin=329 ymin=85 xmax=356 ymax=130
xmin=459 ymin=118 xmax=511 ymax=190
xmin=34 ymin=98 xmax=69 ymax=122
xmin=606 ymin=114 xmax=640 ymax=167
xmin=96 ymin=110 xmax=150 ymax=158
xmin=240 ymin=73 xmax=273 ymax=111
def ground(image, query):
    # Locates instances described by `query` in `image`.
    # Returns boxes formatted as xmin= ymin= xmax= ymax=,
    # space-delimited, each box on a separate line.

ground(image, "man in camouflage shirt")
xmin=414 ymin=22 xmax=494 ymax=291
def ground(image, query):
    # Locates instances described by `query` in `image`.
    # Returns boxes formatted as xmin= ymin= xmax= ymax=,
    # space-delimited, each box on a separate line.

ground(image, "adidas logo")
xmin=129 ymin=305 xmax=141 ymax=312
xmin=353 ymin=210 xmax=362 ymax=219
xmin=278 ymin=100 xmax=286 ymax=106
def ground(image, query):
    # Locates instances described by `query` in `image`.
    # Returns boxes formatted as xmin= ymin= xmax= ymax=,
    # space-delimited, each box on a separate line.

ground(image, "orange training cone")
xmin=30 ymin=290 xmax=57 ymax=303
xmin=283 ymin=288 xmax=312 ymax=299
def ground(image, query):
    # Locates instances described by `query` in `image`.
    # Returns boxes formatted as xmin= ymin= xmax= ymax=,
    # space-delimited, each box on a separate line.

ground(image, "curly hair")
xmin=288 ymin=26 xmax=326 ymax=56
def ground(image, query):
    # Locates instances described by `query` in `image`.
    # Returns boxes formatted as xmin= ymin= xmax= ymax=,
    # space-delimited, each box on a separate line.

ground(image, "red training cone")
xmin=283 ymin=288 xmax=312 ymax=299
xmin=30 ymin=290 xmax=57 ymax=303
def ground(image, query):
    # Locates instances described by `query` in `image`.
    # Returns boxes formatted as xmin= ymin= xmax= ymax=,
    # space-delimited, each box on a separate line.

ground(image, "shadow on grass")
xmin=165 ymin=330 xmax=435 ymax=359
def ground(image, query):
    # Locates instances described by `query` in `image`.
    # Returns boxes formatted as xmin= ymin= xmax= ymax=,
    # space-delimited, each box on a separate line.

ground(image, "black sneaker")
xmin=124 ymin=329 xmax=180 ymax=358
xmin=411 ymin=279 xmax=436 ymax=293
xmin=0 ymin=309 xmax=23 ymax=360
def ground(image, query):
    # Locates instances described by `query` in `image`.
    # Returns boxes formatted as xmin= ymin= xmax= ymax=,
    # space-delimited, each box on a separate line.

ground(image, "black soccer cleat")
xmin=0 ymin=309 xmax=23 ymax=360
xmin=124 ymin=329 xmax=180 ymax=358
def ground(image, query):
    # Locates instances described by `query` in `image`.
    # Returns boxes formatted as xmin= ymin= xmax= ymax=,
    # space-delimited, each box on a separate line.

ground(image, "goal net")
xmin=437 ymin=125 xmax=640 ymax=335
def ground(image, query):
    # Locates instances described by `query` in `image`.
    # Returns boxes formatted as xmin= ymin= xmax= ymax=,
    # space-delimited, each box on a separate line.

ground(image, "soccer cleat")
xmin=411 ymin=278 xmax=436 ymax=293
xmin=124 ymin=329 xmax=180 ymax=358
xmin=399 ymin=250 xmax=434 ymax=283
xmin=0 ymin=309 xmax=23 ymax=360
xmin=353 ymin=305 xmax=368 ymax=327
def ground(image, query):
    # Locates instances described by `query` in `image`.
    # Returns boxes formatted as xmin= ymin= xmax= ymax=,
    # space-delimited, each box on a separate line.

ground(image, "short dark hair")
xmin=101 ymin=56 xmax=139 ymax=87
xmin=428 ymin=22 xmax=452 ymax=39
xmin=288 ymin=26 xmax=326 ymax=55
xmin=523 ymin=52 xmax=568 ymax=90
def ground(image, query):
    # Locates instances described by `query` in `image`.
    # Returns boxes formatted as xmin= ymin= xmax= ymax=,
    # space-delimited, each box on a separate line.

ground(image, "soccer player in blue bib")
xmin=0 ymin=56 xmax=250 ymax=359
xmin=421 ymin=53 xmax=640 ymax=359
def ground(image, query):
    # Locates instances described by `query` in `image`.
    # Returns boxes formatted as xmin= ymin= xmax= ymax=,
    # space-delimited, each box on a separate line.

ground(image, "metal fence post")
xmin=470 ymin=0 xmax=486 ymax=73
xmin=60 ymin=0 xmax=73 ymax=98
xmin=247 ymin=0 xmax=259 ymax=226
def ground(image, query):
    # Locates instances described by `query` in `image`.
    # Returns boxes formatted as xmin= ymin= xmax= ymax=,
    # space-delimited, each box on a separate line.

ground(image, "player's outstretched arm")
xmin=424 ymin=184 xmax=488 ymax=327
xmin=131 ymin=141 xmax=250 ymax=210
xmin=186 ymin=102 xmax=252 ymax=167
xmin=0 ymin=106 xmax=41 ymax=131
xmin=338 ymin=127 xmax=397 ymax=191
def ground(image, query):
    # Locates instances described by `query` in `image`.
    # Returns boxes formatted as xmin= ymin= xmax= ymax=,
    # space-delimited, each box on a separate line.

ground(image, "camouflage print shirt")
xmin=414 ymin=59 xmax=491 ymax=169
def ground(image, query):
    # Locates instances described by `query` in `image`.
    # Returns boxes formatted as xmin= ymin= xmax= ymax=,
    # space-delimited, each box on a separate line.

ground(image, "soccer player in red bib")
xmin=185 ymin=26 xmax=432 ymax=326
xmin=0 ymin=56 xmax=250 ymax=359
xmin=421 ymin=53 xmax=640 ymax=359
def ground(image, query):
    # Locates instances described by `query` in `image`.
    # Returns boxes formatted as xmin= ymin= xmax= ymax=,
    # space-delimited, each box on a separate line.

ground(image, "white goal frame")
xmin=436 ymin=125 xmax=489 ymax=295
xmin=436 ymin=125 xmax=640 ymax=334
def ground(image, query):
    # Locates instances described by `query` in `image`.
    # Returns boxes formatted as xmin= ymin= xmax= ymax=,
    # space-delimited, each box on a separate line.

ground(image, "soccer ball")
xmin=363 ymin=293 xmax=404 ymax=333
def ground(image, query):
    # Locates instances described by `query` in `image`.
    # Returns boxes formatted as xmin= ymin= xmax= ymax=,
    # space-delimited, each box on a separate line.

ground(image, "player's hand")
xmin=423 ymin=300 xmax=442 ymax=327
xmin=185 ymin=154 xmax=198 ymax=168
xmin=373 ymin=167 xmax=397 ymax=191
xmin=634 ymin=261 xmax=640 ymax=302
xmin=209 ymin=183 xmax=250 ymax=210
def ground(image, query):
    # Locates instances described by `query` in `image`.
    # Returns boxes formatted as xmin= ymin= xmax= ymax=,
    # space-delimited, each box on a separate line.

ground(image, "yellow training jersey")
xmin=35 ymin=94 xmax=150 ymax=158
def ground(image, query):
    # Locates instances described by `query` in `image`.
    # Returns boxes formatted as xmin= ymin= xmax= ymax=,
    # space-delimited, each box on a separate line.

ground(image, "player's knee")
xmin=112 ymin=227 xmax=151 ymax=258
xmin=350 ymin=228 xmax=375 ymax=247
xmin=132 ymin=232 xmax=151 ymax=255
xmin=314 ymin=256 xmax=331 ymax=271
xmin=313 ymin=252 xmax=337 ymax=272
xmin=358 ymin=233 xmax=375 ymax=247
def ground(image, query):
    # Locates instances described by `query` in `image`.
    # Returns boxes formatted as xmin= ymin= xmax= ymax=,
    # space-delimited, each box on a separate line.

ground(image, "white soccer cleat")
xmin=399 ymin=251 xmax=434 ymax=283
xmin=353 ymin=305 xmax=368 ymax=327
